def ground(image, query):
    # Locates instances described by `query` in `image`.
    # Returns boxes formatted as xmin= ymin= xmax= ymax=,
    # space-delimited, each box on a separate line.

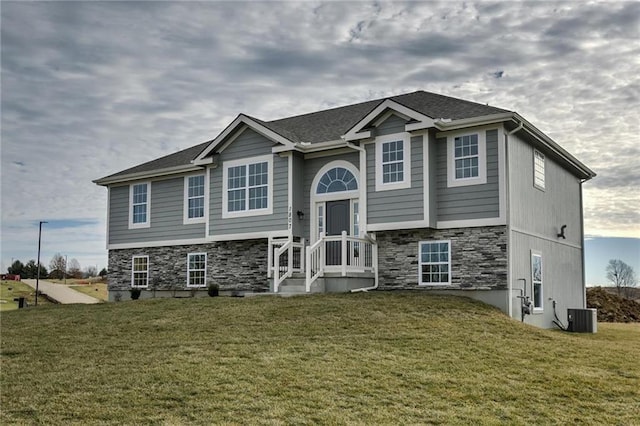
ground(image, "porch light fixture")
xmin=296 ymin=210 xmax=304 ymax=220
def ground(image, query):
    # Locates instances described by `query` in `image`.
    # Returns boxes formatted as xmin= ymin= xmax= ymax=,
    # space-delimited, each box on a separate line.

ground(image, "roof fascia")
xmin=513 ymin=113 xmax=596 ymax=180
xmin=93 ymin=164 xmax=204 ymax=186
xmin=343 ymin=99 xmax=435 ymax=141
xmin=432 ymin=112 xmax=595 ymax=180
xmin=193 ymin=114 xmax=297 ymax=164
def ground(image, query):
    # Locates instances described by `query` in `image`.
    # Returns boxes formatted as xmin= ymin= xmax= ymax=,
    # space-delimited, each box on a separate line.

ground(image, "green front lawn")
xmin=1 ymin=293 xmax=638 ymax=424
xmin=0 ymin=280 xmax=52 ymax=311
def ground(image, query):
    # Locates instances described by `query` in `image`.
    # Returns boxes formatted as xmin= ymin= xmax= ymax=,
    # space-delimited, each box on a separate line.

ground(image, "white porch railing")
xmin=305 ymin=231 xmax=377 ymax=292
xmin=270 ymin=237 xmax=305 ymax=293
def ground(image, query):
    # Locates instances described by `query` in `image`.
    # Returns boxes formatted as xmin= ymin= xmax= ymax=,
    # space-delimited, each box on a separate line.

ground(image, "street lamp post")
xmin=35 ymin=221 xmax=47 ymax=306
xmin=64 ymin=254 xmax=68 ymax=285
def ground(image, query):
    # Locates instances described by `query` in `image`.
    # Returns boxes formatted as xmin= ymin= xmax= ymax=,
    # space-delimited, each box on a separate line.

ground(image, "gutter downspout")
xmin=580 ymin=178 xmax=587 ymax=308
xmin=344 ymin=141 xmax=379 ymax=293
xmin=506 ymin=120 xmax=522 ymax=317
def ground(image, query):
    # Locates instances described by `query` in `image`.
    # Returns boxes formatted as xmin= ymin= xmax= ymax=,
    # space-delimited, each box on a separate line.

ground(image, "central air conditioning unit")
xmin=567 ymin=308 xmax=597 ymax=333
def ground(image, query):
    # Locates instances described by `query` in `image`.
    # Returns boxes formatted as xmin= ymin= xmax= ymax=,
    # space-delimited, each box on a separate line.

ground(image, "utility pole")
xmin=35 ymin=221 xmax=47 ymax=306
xmin=65 ymin=254 xmax=68 ymax=284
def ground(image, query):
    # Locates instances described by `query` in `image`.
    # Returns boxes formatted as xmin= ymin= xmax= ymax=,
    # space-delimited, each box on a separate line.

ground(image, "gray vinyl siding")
xmin=508 ymin=133 xmax=583 ymax=247
xmin=292 ymin=152 xmax=305 ymax=237
xmin=375 ymin=113 xmax=407 ymax=136
xmin=366 ymin=135 xmax=424 ymax=224
xmin=108 ymin=177 xmax=205 ymax=245
xmin=510 ymin=231 xmax=584 ymax=328
xmin=302 ymin=152 xmax=359 ymax=242
xmin=209 ymin=128 xmax=288 ymax=236
xmin=436 ymin=128 xmax=500 ymax=221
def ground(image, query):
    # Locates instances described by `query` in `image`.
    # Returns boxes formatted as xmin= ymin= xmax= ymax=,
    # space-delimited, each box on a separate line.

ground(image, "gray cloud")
xmin=1 ymin=0 xmax=639 ymax=271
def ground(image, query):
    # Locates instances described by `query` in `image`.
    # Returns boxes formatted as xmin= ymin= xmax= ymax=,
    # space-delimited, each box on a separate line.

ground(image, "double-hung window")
xmin=419 ymin=241 xmax=451 ymax=285
xmin=223 ymin=155 xmax=273 ymax=218
xmin=534 ymin=150 xmax=545 ymax=190
xmin=129 ymin=182 xmax=150 ymax=228
xmin=187 ymin=253 xmax=207 ymax=287
xmin=446 ymin=130 xmax=487 ymax=187
xmin=131 ymin=255 xmax=149 ymax=288
xmin=184 ymin=174 xmax=206 ymax=223
xmin=375 ymin=133 xmax=411 ymax=191
xmin=454 ymin=134 xmax=479 ymax=179
xmin=531 ymin=252 xmax=543 ymax=311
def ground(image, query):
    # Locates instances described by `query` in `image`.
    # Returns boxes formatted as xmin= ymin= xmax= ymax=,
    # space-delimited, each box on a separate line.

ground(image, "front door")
xmin=326 ymin=200 xmax=350 ymax=266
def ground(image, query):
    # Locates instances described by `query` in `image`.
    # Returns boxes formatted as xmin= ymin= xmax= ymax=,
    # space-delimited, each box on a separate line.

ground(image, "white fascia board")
xmin=108 ymin=238 xmax=209 ymax=250
xmin=93 ymin=164 xmax=204 ymax=186
xmin=366 ymin=220 xmax=430 ymax=232
xmin=343 ymin=99 xmax=435 ymax=141
xmin=193 ymin=114 xmax=297 ymax=162
xmin=512 ymin=113 xmax=596 ymax=180
xmin=433 ymin=113 xmax=514 ymax=133
xmin=207 ymin=230 xmax=289 ymax=242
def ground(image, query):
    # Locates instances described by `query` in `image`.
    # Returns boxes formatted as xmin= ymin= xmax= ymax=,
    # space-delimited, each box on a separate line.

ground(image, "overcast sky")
xmin=1 ymin=1 xmax=638 ymax=282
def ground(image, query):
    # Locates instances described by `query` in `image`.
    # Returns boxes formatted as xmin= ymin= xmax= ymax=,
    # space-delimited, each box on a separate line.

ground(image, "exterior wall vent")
xmin=567 ymin=308 xmax=597 ymax=333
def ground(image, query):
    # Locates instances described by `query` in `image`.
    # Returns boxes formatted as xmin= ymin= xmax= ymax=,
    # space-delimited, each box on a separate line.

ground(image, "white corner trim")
xmin=183 ymin=173 xmax=207 ymax=225
xmin=128 ymin=181 xmax=151 ymax=229
xmin=422 ymin=134 xmax=430 ymax=225
xmin=374 ymin=132 xmax=412 ymax=192
xmin=221 ymin=154 xmax=274 ymax=219
xmin=106 ymin=186 xmax=111 ymax=249
xmin=498 ymin=125 xmax=507 ymax=224
xmin=205 ymin=166 xmax=211 ymax=237
xmin=287 ymin=152 xmax=293 ymax=237
xmin=109 ymin=238 xmax=209 ymax=250
xmin=446 ymin=128 xmax=488 ymax=188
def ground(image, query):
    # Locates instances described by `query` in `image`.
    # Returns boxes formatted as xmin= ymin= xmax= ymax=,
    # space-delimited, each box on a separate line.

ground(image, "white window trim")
xmin=129 ymin=181 xmax=151 ymax=229
xmin=131 ymin=255 xmax=149 ymax=288
xmin=222 ymin=154 xmax=273 ymax=219
xmin=446 ymin=130 xmax=487 ymax=188
xmin=418 ymin=240 xmax=452 ymax=286
xmin=310 ymin=160 xmax=360 ymax=243
xmin=375 ymin=132 xmax=411 ymax=191
xmin=533 ymin=149 xmax=546 ymax=191
xmin=183 ymin=174 xmax=206 ymax=224
xmin=531 ymin=250 xmax=543 ymax=312
xmin=187 ymin=252 xmax=207 ymax=288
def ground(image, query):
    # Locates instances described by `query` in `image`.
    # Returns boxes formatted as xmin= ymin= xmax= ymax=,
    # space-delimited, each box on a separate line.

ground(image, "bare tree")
xmin=84 ymin=265 xmax=97 ymax=278
xmin=49 ymin=253 xmax=66 ymax=280
xmin=68 ymin=258 xmax=82 ymax=279
xmin=606 ymin=259 xmax=637 ymax=297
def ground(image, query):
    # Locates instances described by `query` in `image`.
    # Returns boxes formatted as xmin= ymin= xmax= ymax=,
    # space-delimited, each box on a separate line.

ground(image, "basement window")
xmin=187 ymin=253 xmax=207 ymax=288
xmin=419 ymin=241 xmax=451 ymax=285
xmin=131 ymin=256 xmax=149 ymax=288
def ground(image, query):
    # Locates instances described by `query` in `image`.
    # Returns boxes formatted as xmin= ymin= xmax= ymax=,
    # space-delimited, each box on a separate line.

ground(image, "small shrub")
xmin=207 ymin=283 xmax=219 ymax=297
xmin=130 ymin=288 xmax=141 ymax=300
xmin=114 ymin=292 xmax=122 ymax=302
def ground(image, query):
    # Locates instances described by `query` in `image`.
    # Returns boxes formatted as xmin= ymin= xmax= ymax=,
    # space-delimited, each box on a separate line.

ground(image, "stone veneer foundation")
xmin=375 ymin=226 xmax=508 ymax=290
xmin=108 ymin=239 xmax=269 ymax=300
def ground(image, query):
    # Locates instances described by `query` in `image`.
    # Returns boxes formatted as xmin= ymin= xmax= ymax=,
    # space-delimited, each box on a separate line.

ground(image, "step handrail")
xmin=305 ymin=232 xmax=325 ymax=292
xmin=273 ymin=239 xmax=293 ymax=293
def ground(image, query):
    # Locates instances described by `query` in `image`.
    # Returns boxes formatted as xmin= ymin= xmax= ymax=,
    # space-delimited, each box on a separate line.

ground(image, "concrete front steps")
xmin=268 ymin=272 xmax=375 ymax=296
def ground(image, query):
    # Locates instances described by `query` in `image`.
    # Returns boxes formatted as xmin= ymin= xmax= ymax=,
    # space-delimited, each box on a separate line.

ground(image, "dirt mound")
xmin=587 ymin=287 xmax=640 ymax=323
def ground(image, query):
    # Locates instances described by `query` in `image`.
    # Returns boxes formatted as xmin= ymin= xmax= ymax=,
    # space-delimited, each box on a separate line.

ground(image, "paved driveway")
xmin=22 ymin=279 xmax=101 ymax=304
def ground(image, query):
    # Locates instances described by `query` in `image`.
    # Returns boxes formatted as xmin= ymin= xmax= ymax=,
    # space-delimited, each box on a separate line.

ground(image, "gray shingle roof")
xmin=96 ymin=91 xmax=511 ymax=182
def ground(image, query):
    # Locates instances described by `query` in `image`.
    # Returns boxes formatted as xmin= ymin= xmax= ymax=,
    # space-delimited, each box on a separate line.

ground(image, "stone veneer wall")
xmin=376 ymin=226 xmax=507 ymax=289
xmin=108 ymin=239 xmax=269 ymax=294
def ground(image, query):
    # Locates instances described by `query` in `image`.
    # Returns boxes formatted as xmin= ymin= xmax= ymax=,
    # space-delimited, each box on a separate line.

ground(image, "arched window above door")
xmin=316 ymin=167 xmax=358 ymax=194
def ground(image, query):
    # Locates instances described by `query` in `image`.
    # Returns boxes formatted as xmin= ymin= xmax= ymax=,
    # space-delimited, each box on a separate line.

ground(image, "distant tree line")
xmin=606 ymin=259 xmax=638 ymax=299
xmin=7 ymin=254 xmax=107 ymax=280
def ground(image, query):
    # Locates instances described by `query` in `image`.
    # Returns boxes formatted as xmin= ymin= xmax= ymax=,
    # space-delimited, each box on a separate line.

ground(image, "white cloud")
xmin=2 ymin=1 xmax=639 ymax=273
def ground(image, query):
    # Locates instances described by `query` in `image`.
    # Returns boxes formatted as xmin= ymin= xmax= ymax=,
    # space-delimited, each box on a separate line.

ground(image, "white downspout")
xmin=344 ymin=141 xmax=379 ymax=293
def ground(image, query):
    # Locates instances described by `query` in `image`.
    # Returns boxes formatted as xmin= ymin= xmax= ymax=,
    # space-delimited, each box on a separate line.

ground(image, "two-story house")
xmin=94 ymin=91 xmax=595 ymax=328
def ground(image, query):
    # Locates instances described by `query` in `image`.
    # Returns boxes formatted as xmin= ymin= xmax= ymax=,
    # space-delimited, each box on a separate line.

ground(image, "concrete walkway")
xmin=22 ymin=279 xmax=102 ymax=304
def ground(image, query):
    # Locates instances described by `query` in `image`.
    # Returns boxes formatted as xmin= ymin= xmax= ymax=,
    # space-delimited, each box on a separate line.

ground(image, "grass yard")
xmin=1 ymin=293 xmax=638 ymax=424
xmin=69 ymin=283 xmax=108 ymax=301
xmin=0 ymin=280 xmax=52 ymax=312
